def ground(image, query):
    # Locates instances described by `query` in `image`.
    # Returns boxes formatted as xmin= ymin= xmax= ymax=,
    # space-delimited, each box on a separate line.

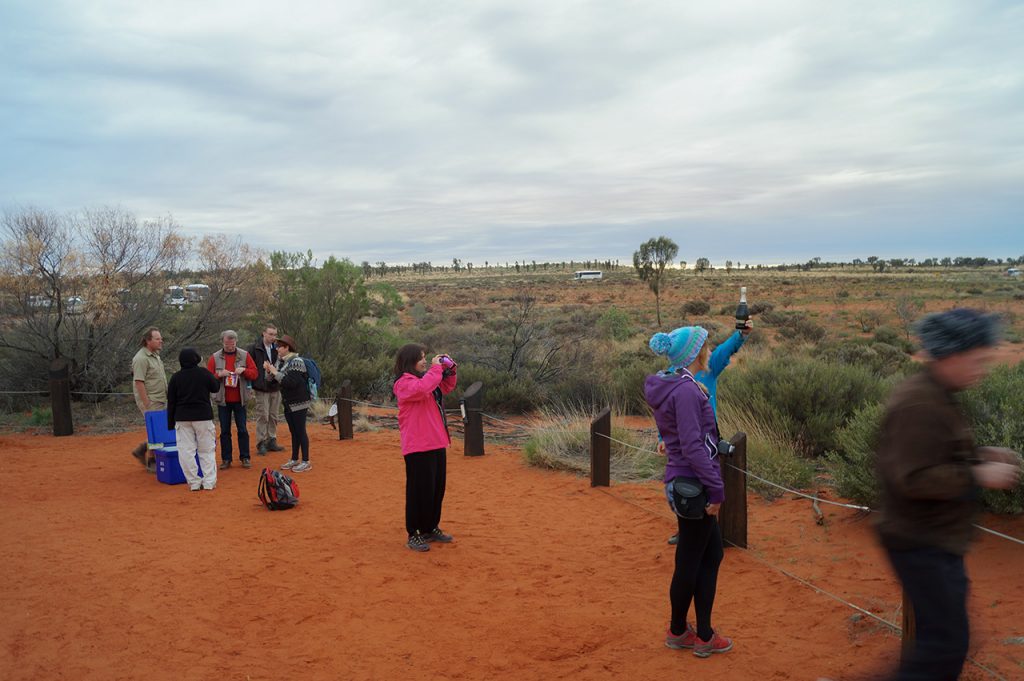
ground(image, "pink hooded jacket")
xmin=394 ymin=364 xmax=458 ymax=455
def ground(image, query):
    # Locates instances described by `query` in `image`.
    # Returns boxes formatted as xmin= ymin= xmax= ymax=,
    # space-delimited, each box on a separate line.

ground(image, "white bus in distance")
xmin=574 ymin=270 xmax=603 ymax=281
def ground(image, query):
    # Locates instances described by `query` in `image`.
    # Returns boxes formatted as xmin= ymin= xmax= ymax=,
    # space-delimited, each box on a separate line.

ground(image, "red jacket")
xmin=394 ymin=364 xmax=458 ymax=455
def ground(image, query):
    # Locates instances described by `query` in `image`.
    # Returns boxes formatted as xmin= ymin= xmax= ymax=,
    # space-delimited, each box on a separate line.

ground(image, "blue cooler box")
xmin=154 ymin=447 xmax=204 ymax=485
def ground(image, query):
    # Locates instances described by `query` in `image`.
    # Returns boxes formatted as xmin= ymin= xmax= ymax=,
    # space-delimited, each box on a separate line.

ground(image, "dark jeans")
xmin=404 ymin=448 xmax=446 ymax=537
xmin=217 ymin=403 xmax=250 ymax=462
xmin=885 ymin=546 xmax=969 ymax=681
xmin=670 ymin=513 xmax=724 ymax=641
xmin=283 ymin=407 xmax=309 ymax=461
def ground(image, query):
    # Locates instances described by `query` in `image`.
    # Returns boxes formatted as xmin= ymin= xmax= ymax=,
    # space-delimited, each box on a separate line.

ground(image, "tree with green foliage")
xmin=632 ymin=236 xmax=678 ymax=325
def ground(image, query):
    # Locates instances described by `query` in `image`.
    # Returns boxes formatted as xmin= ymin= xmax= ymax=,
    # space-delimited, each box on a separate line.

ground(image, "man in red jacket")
xmin=208 ymin=329 xmax=258 ymax=469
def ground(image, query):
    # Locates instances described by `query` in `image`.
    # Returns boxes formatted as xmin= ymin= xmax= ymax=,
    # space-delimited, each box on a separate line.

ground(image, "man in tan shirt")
xmin=131 ymin=327 xmax=168 ymax=471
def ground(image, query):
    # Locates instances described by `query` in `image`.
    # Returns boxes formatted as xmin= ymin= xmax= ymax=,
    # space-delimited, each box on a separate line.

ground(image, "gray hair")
xmin=220 ymin=329 xmax=238 ymax=341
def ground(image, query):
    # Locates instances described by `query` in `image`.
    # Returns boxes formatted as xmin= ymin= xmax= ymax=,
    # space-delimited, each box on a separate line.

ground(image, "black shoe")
xmin=257 ymin=440 xmax=268 ymax=456
xmin=267 ymin=438 xmax=284 ymax=452
xmin=131 ymin=443 xmax=148 ymax=467
xmin=668 ymin=533 xmax=679 ymax=545
xmin=406 ymin=533 xmax=430 ymax=552
xmin=426 ymin=528 xmax=454 ymax=543
xmin=219 ymin=461 xmax=232 ymax=470
xmin=241 ymin=459 xmax=252 ymax=469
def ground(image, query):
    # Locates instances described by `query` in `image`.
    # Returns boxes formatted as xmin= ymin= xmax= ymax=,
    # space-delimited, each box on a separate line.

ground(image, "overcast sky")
xmin=1 ymin=0 xmax=1021 ymax=266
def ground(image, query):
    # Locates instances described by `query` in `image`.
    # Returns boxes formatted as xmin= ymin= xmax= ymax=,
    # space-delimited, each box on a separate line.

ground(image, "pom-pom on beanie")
xmin=915 ymin=308 xmax=1001 ymax=359
xmin=649 ymin=326 xmax=709 ymax=371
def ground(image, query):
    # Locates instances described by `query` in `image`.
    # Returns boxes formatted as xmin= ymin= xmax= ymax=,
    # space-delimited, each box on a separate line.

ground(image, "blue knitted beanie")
xmin=915 ymin=308 xmax=1001 ymax=359
xmin=649 ymin=326 xmax=709 ymax=371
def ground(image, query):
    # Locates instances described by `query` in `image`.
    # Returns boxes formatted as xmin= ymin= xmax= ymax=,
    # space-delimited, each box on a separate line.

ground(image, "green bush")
xmin=682 ymin=300 xmax=711 ymax=316
xmin=823 ymin=402 xmax=885 ymax=506
xmin=719 ymin=407 xmax=816 ymax=500
xmin=813 ymin=340 xmax=911 ymax=377
xmin=523 ymin=406 xmax=660 ymax=482
xmin=873 ymin=326 xmax=914 ymax=353
xmin=596 ymin=307 xmax=634 ymax=341
xmin=720 ymin=356 xmax=887 ymax=457
xmin=761 ymin=311 xmax=826 ymax=343
xmin=30 ymin=406 xmax=53 ymax=426
xmin=961 ymin=363 xmax=1024 ymax=514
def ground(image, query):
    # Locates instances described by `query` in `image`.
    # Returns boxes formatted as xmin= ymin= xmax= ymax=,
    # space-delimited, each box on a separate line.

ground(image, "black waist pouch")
xmin=668 ymin=476 xmax=708 ymax=520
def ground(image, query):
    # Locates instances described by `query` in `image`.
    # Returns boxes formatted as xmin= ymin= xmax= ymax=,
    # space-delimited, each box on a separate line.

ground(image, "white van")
xmin=185 ymin=283 xmax=210 ymax=302
xmin=574 ymin=270 xmax=603 ymax=281
xmin=166 ymin=286 xmax=187 ymax=308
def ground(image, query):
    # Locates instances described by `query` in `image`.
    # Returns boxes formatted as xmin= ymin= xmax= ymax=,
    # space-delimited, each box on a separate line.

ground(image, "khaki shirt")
xmin=132 ymin=347 xmax=167 ymax=412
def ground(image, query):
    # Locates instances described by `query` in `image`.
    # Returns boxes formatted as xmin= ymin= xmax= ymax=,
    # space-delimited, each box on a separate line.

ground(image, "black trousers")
xmin=283 ymin=408 xmax=309 ymax=461
xmin=217 ymin=402 xmax=249 ymax=462
xmin=885 ymin=546 xmax=969 ymax=681
xmin=670 ymin=513 xmax=724 ymax=641
xmin=404 ymin=448 xmax=446 ymax=536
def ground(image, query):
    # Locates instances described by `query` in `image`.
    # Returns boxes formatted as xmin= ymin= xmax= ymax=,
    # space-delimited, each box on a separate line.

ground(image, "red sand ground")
xmin=3 ymin=424 xmax=1022 ymax=681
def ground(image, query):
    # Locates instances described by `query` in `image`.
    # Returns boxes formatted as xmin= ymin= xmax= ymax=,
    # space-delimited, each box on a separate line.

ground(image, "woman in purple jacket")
xmin=645 ymin=325 xmax=733 ymax=658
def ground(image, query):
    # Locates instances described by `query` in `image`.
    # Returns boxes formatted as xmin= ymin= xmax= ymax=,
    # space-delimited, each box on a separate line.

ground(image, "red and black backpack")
xmin=257 ymin=468 xmax=300 ymax=510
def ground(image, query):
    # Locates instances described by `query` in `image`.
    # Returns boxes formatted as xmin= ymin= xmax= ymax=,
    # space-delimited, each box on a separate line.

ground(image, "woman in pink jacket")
xmin=393 ymin=343 xmax=458 ymax=552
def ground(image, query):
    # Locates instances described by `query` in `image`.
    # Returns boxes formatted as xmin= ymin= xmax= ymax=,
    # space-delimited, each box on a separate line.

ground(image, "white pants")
xmin=176 ymin=420 xmax=217 ymax=490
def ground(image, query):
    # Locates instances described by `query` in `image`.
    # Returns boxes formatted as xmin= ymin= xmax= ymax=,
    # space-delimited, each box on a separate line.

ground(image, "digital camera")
xmin=717 ymin=439 xmax=736 ymax=456
xmin=439 ymin=355 xmax=455 ymax=369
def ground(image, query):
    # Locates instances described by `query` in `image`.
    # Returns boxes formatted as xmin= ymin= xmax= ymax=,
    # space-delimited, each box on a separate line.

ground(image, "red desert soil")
xmin=2 ymin=424 xmax=1022 ymax=681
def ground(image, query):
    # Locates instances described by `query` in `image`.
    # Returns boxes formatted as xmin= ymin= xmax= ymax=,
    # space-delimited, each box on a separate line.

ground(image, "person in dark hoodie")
xmin=875 ymin=309 xmax=1020 ymax=681
xmin=645 ymin=325 xmax=733 ymax=659
xmin=167 ymin=347 xmax=221 ymax=491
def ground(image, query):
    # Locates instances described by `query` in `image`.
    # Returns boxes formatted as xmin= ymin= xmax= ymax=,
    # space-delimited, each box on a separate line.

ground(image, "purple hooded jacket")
xmin=644 ymin=369 xmax=725 ymax=504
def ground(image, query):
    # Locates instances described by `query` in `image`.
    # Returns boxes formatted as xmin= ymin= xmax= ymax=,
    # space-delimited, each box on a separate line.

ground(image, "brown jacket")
xmin=874 ymin=368 xmax=981 ymax=555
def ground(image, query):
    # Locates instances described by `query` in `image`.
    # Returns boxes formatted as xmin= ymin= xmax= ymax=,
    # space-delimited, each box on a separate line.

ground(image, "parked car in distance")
xmin=185 ymin=283 xmax=210 ymax=302
xmin=65 ymin=296 xmax=86 ymax=314
xmin=165 ymin=286 xmax=187 ymax=309
xmin=27 ymin=294 xmax=53 ymax=308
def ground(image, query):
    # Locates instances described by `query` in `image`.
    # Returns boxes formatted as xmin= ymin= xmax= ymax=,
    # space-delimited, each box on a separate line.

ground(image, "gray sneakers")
xmin=427 ymin=528 xmax=453 ymax=543
xmin=281 ymin=459 xmax=297 ymax=470
xmin=292 ymin=461 xmax=311 ymax=473
xmin=407 ymin=533 xmax=430 ymax=552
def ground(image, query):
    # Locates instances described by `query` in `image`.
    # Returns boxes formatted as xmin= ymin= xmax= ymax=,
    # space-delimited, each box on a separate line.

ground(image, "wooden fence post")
xmin=336 ymin=380 xmax=353 ymax=440
xmin=901 ymin=588 xmax=915 ymax=662
xmin=590 ymin=406 xmax=611 ymax=487
xmin=49 ymin=357 xmax=73 ymax=437
xmin=461 ymin=381 xmax=484 ymax=456
xmin=721 ymin=431 xmax=747 ymax=549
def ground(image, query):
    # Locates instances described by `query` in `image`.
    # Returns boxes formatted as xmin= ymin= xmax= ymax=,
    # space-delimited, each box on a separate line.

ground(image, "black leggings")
xmin=404 ymin=449 xmax=446 ymax=536
xmin=670 ymin=513 xmax=724 ymax=641
xmin=283 ymin=408 xmax=309 ymax=461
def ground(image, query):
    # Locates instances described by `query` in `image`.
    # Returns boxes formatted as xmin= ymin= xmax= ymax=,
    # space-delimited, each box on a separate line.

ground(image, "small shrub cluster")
xmin=682 ymin=300 xmax=711 ymax=316
xmin=760 ymin=311 xmax=826 ymax=343
xmin=596 ymin=307 xmax=634 ymax=341
xmin=523 ymin=407 xmax=660 ymax=482
xmin=823 ymin=403 xmax=884 ymax=507
xmin=720 ymin=356 xmax=887 ymax=457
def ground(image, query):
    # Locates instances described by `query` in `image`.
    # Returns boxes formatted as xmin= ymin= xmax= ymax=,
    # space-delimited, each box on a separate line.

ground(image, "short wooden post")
xmin=461 ymin=381 xmax=484 ymax=456
xmin=901 ymin=588 xmax=916 ymax=661
xmin=336 ymin=380 xmax=353 ymax=440
xmin=49 ymin=357 xmax=73 ymax=436
xmin=590 ymin=406 xmax=611 ymax=487
xmin=721 ymin=431 xmax=748 ymax=549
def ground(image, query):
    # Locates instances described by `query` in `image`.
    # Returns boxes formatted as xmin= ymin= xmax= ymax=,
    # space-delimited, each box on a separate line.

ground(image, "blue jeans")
xmin=885 ymin=546 xmax=969 ymax=681
xmin=217 ymin=403 xmax=250 ymax=462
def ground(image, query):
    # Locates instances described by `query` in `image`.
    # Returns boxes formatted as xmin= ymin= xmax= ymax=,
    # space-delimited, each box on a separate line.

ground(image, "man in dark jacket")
xmin=167 ymin=347 xmax=221 ymax=491
xmin=249 ymin=324 xmax=284 ymax=455
xmin=875 ymin=308 xmax=1020 ymax=680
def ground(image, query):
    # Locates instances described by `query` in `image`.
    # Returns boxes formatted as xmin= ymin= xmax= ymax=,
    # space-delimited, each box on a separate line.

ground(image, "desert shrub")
xmin=823 ymin=402 xmax=884 ymax=507
xmin=682 ymin=300 xmax=711 ymax=316
xmin=856 ymin=310 xmax=882 ymax=332
xmin=966 ymin=288 xmax=984 ymax=295
xmin=448 ymin=363 xmax=542 ymax=413
xmin=750 ymin=301 xmax=775 ymax=316
xmin=814 ymin=340 xmax=911 ymax=377
xmin=719 ymin=407 xmax=816 ymax=500
xmin=720 ymin=356 xmax=887 ymax=457
xmin=761 ymin=311 xmax=826 ymax=343
xmin=961 ymin=363 xmax=1024 ymax=514
xmin=873 ymin=326 xmax=913 ymax=353
xmin=29 ymin=406 xmax=53 ymax=426
xmin=409 ymin=302 xmax=428 ymax=324
xmin=523 ymin=406 xmax=660 ymax=482
xmin=596 ymin=307 xmax=634 ymax=341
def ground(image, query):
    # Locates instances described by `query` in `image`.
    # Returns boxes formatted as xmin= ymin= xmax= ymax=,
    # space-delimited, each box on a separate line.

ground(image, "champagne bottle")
xmin=735 ymin=286 xmax=750 ymax=330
